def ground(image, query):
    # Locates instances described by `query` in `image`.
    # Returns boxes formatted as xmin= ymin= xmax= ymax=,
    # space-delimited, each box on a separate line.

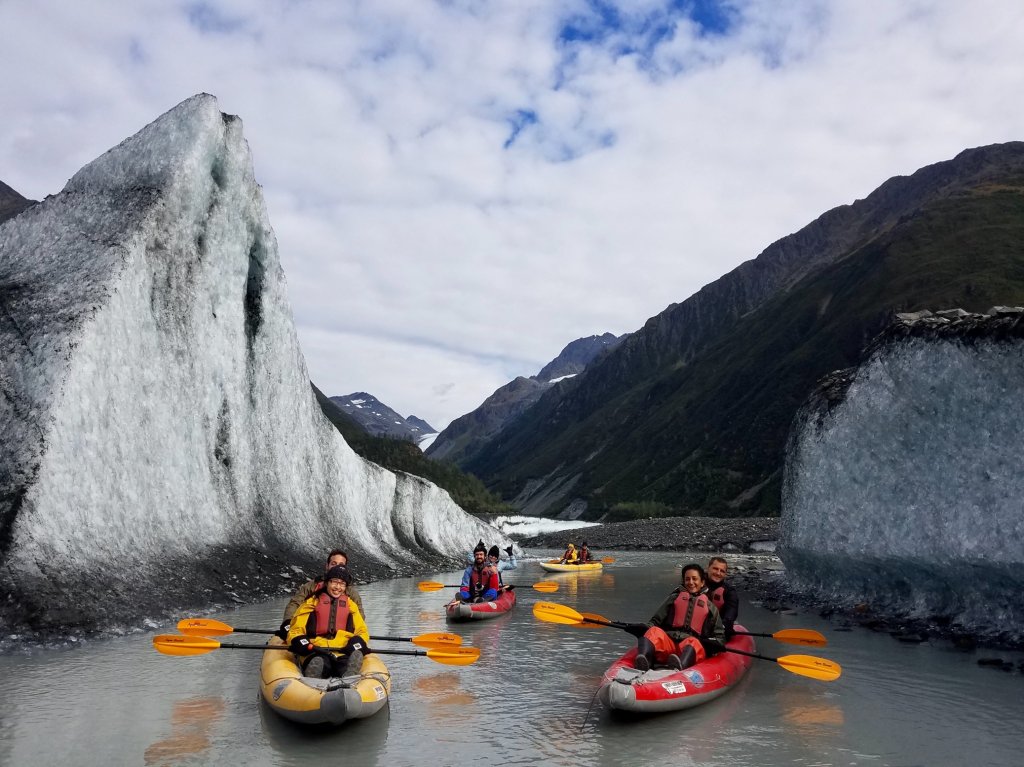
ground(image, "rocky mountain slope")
xmin=426 ymin=332 xmax=624 ymax=463
xmin=329 ymin=391 xmax=436 ymax=444
xmin=463 ymin=142 xmax=1024 ymax=518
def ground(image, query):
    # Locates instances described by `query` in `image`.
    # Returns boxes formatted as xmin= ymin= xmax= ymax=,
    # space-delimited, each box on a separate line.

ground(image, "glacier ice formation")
xmin=0 ymin=94 xmax=503 ymax=634
xmin=781 ymin=313 xmax=1024 ymax=641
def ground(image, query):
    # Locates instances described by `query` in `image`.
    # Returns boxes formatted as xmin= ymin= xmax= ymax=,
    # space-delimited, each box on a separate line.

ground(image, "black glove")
xmin=504 ymin=545 xmax=514 ymax=556
xmin=290 ymin=636 xmax=314 ymax=655
xmin=346 ymin=638 xmax=367 ymax=654
xmin=623 ymin=623 xmax=649 ymax=638
xmin=275 ymin=620 xmax=290 ymax=641
xmin=705 ymin=639 xmax=726 ymax=655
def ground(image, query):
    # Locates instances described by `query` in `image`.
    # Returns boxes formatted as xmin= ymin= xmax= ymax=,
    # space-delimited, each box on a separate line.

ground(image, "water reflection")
xmin=412 ymin=671 xmax=478 ymax=722
xmin=144 ymin=696 xmax=224 ymax=766
xmin=777 ymin=687 xmax=845 ymax=731
xmin=258 ymin=696 xmax=390 ymax=767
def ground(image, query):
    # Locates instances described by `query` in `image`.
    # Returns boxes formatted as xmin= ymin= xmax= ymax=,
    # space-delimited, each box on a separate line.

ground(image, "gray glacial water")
xmin=2 ymin=550 xmax=1022 ymax=767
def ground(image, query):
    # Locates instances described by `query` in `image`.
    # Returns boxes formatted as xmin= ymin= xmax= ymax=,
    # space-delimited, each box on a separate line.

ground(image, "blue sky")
xmin=2 ymin=0 xmax=1024 ymax=430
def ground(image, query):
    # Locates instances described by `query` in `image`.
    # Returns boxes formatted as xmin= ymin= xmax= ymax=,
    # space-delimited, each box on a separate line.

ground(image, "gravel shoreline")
xmin=516 ymin=515 xmax=779 ymax=553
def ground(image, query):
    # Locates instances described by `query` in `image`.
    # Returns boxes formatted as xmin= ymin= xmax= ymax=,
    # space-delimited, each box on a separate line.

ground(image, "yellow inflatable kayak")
xmin=259 ymin=636 xmax=391 ymax=726
xmin=539 ymin=559 xmax=603 ymax=573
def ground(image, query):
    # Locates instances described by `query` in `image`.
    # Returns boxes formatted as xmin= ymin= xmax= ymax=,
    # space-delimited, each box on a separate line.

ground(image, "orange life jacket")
xmin=669 ymin=591 xmax=711 ymax=635
xmin=468 ymin=565 xmax=495 ymax=597
xmin=309 ymin=593 xmax=351 ymax=637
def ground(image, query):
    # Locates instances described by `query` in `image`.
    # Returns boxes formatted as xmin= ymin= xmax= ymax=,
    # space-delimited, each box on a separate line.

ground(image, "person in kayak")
xmin=559 ymin=542 xmax=578 ymax=564
xmin=458 ymin=542 xmax=500 ymax=603
xmin=578 ymin=542 xmax=592 ymax=564
xmin=287 ymin=565 xmax=370 ymax=678
xmin=626 ymin=563 xmax=726 ymax=671
xmin=278 ymin=548 xmax=364 ymax=639
xmin=487 ymin=544 xmax=517 ymax=587
xmin=465 ymin=541 xmax=517 ymax=581
xmin=706 ymin=556 xmax=739 ymax=640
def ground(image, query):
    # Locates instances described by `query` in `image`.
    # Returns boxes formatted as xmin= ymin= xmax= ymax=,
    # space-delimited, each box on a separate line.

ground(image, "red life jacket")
xmin=468 ymin=565 xmax=495 ymax=597
xmin=309 ymin=593 xmax=351 ymax=637
xmin=708 ymin=584 xmax=725 ymax=610
xmin=670 ymin=591 xmax=711 ymax=635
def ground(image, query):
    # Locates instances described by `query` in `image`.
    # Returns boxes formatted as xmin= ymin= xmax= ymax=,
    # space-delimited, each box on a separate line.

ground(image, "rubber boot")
xmin=344 ymin=649 xmax=364 ymax=675
xmin=679 ymin=645 xmax=698 ymax=670
xmin=634 ymin=637 xmax=655 ymax=671
xmin=302 ymin=652 xmax=329 ymax=678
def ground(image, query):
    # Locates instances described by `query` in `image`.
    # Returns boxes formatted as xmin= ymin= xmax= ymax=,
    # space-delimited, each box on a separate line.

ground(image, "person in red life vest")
xmin=458 ymin=542 xmax=500 ymax=603
xmin=278 ymin=548 xmax=364 ymax=639
xmin=706 ymin=556 xmax=739 ymax=640
xmin=559 ymin=542 xmax=578 ymax=564
xmin=286 ymin=565 xmax=370 ymax=678
xmin=578 ymin=541 xmax=592 ymax=564
xmin=624 ymin=563 xmax=726 ymax=672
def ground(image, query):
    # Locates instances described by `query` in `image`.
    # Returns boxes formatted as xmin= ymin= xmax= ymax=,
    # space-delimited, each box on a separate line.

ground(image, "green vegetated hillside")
xmin=311 ymin=384 xmax=512 ymax=516
xmin=465 ymin=157 xmax=1024 ymax=519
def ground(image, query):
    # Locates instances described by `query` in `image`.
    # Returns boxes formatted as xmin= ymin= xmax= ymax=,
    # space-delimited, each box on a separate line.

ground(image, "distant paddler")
xmin=558 ymin=542 xmax=578 ymax=565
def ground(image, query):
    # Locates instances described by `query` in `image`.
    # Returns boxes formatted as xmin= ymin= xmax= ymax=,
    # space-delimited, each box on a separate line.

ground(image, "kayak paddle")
xmin=176 ymin=618 xmax=463 ymax=649
xmin=731 ymin=628 xmax=828 ymax=647
xmin=417 ymin=580 xmax=559 ymax=593
xmin=550 ymin=615 xmax=827 ymax=648
xmin=153 ymin=635 xmax=481 ymax=665
xmin=531 ymin=601 xmax=841 ymax=681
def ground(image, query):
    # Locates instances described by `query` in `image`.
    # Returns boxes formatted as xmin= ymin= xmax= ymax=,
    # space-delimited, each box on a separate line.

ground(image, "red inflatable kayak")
xmin=445 ymin=588 xmax=517 ymax=622
xmin=599 ymin=626 xmax=755 ymax=713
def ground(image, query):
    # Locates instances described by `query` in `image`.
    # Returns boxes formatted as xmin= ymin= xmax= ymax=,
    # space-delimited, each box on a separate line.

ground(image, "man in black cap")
xmin=458 ymin=541 xmax=499 ymax=602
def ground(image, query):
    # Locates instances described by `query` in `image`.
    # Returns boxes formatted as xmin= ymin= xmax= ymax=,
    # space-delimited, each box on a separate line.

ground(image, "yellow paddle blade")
xmin=777 ymin=654 xmax=842 ymax=681
xmin=154 ymin=634 xmax=222 ymax=656
xmin=601 ymin=557 xmax=616 ymax=564
xmin=775 ymin=629 xmax=828 ymax=647
xmin=532 ymin=581 xmax=559 ymax=593
xmin=532 ymin=601 xmax=585 ymax=625
xmin=411 ymin=632 xmax=464 ymax=649
xmin=426 ymin=646 xmax=481 ymax=666
xmin=177 ymin=618 xmax=234 ymax=637
xmin=417 ymin=581 xmax=447 ymax=592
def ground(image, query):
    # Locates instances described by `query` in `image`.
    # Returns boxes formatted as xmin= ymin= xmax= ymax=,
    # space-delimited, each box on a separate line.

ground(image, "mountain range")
xmin=426 ymin=332 xmax=625 ymax=463
xmin=0 ymin=180 xmax=34 ymax=225
xmin=329 ymin=392 xmax=436 ymax=445
xmin=448 ymin=142 xmax=1024 ymax=519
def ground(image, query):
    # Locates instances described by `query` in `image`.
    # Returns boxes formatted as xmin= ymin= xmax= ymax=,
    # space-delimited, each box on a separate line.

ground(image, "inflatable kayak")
xmin=259 ymin=636 xmax=391 ymax=726
xmin=598 ymin=627 xmax=755 ymax=714
xmin=539 ymin=559 xmax=603 ymax=573
xmin=446 ymin=587 xmax=517 ymax=622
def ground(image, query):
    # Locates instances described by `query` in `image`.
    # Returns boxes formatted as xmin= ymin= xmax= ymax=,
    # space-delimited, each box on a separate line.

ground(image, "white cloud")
xmin=3 ymin=0 xmax=1024 ymax=430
